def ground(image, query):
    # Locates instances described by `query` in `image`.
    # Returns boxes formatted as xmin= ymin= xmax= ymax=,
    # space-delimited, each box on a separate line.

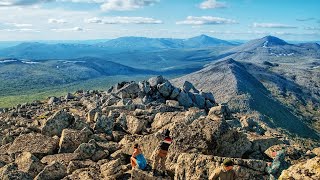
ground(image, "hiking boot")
xmin=151 ymin=169 xmax=156 ymax=176
xmin=162 ymin=171 xmax=167 ymax=177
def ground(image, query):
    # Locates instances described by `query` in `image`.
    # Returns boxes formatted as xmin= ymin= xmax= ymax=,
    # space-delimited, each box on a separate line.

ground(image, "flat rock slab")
xmin=8 ymin=133 xmax=59 ymax=157
xmin=41 ymin=153 xmax=79 ymax=167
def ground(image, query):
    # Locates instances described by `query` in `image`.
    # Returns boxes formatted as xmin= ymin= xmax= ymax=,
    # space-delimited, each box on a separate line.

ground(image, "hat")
xmin=223 ymin=159 xmax=233 ymax=167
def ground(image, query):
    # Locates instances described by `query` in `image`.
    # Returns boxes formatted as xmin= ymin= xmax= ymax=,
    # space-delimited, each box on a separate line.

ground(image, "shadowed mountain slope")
xmin=172 ymin=58 xmax=319 ymax=139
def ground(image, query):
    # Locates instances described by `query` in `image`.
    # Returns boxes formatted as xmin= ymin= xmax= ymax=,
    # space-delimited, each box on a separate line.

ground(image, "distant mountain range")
xmin=0 ymin=35 xmax=234 ymax=59
xmin=222 ymin=35 xmax=320 ymax=62
xmin=0 ymin=35 xmax=319 ymax=139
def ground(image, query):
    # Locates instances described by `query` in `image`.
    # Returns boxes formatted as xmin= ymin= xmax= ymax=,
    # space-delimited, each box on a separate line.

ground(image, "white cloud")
xmin=296 ymin=18 xmax=315 ymax=22
xmin=199 ymin=0 xmax=226 ymax=9
xmin=100 ymin=0 xmax=159 ymax=11
xmin=48 ymin=18 xmax=67 ymax=24
xmin=0 ymin=28 xmax=40 ymax=32
xmin=51 ymin=27 xmax=84 ymax=32
xmin=5 ymin=23 xmax=33 ymax=27
xmin=253 ymin=23 xmax=297 ymax=29
xmin=0 ymin=0 xmax=53 ymax=6
xmin=176 ymin=16 xmax=236 ymax=25
xmin=304 ymin=27 xmax=320 ymax=31
xmin=85 ymin=16 xmax=162 ymax=24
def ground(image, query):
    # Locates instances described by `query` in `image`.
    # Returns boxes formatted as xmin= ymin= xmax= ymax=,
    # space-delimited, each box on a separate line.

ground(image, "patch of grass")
xmin=0 ymin=74 xmax=167 ymax=108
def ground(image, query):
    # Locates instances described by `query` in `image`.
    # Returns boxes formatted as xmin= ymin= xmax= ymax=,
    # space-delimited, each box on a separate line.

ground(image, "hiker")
xmin=130 ymin=143 xmax=147 ymax=170
xmin=152 ymin=129 xmax=172 ymax=176
xmin=267 ymin=149 xmax=289 ymax=180
xmin=209 ymin=159 xmax=237 ymax=180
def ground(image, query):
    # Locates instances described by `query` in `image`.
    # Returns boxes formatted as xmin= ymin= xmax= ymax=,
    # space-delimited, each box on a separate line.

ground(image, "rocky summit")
xmin=0 ymin=76 xmax=319 ymax=180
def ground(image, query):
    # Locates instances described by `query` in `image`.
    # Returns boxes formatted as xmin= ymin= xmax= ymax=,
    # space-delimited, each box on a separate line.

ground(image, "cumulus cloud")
xmin=51 ymin=27 xmax=84 ymax=32
xmin=176 ymin=16 xmax=236 ymax=25
xmin=0 ymin=0 xmax=53 ymax=6
xmin=199 ymin=0 xmax=226 ymax=9
xmin=85 ymin=16 xmax=162 ymax=24
xmin=100 ymin=0 xmax=159 ymax=11
xmin=253 ymin=23 xmax=297 ymax=29
xmin=48 ymin=18 xmax=67 ymax=24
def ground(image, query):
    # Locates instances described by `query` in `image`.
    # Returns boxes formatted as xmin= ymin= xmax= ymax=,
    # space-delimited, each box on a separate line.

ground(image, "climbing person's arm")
xmin=132 ymin=149 xmax=139 ymax=158
xmin=209 ymin=168 xmax=220 ymax=180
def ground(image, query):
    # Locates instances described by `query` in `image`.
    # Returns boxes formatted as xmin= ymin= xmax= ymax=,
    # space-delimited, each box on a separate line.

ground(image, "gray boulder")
xmin=139 ymin=81 xmax=151 ymax=94
xmin=190 ymin=93 xmax=206 ymax=109
xmin=74 ymin=140 xmax=97 ymax=160
xmin=47 ymin=97 xmax=60 ymax=105
xmin=157 ymin=81 xmax=173 ymax=97
xmin=170 ymin=87 xmax=180 ymax=99
xmin=148 ymin=75 xmax=165 ymax=87
xmin=41 ymin=110 xmax=74 ymax=137
xmin=8 ymin=133 xmax=58 ymax=157
xmin=93 ymin=113 xmax=114 ymax=134
xmin=177 ymin=91 xmax=193 ymax=108
xmin=34 ymin=161 xmax=67 ymax=180
xmin=200 ymin=91 xmax=215 ymax=103
xmin=183 ymin=81 xmax=194 ymax=92
xmin=116 ymin=82 xmax=140 ymax=99
xmin=126 ymin=115 xmax=146 ymax=134
xmin=59 ymin=128 xmax=92 ymax=153
xmin=15 ymin=152 xmax=45 ymax=178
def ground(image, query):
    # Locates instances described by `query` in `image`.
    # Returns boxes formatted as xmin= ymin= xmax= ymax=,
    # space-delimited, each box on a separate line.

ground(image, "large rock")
xmin=139 ymin=81 xmax=151 ymax=94
xmin=152 ymin=112 xmax=185 ymax=130
xmin=182 ymin=81 xmax=194 ymax=92
xmin=41 ymin=153 xmax=79 ymax=167
xmin=126 ymin=115 xmax=146 ymax=134
xmin=2 ymin=170 xmax=32 ymax=180
xmin=190 ymin=93 xmax=206 ymax=109
xmin=157 ymin=81 xmax=173 ymax=97
xmin=148 ymin=76 xmax=165 ymax=87
xmin=8 ymin=133 xmax=59 ymax=157
xmin=175 ymin=153 xmax=268 ymax=180
xmin=48 ymin=97 xmax=60 ymax=105
xmin=15 ymin=152 xmax=45 ymax=178
xmin=93 ymin=113 xmax=114 ymax=134
xmin=41 ymin=110 xmax=74 ymax=137
xmin=279 ymin=157 xmax=320 ymax=180
xmin=169 ymin=87 xmax=180 ymax=99
xmin=215 ymin=130 xmax=252 ymax=158
xmin=59 ymin=128 xmax=92 ymax=153
xmin=176 ymin=91 xmax=193 ymax=108
xmin=34 ymin=161 xmax=67 ymax=180
xmin=67 ymin=160 xmax=97 ymax=174
xmin=208 ymin=104 xmax=232 ymax=120
xmin=116 ymin=82 xmax=140 ymax=99
xmin=63 ymin=167 xmax=102 ymax=180
xmin=200 ymin=91 xmax=215 ymax=103
xmin=131 ymin=169 xmax=170 ymax=180
xmin=74 ymin=140 xmax=97 ymax=160
xmin=100 ymin=159 xmax=123 ymax=178
xmin=0 ymin=163 xmax=18 ymax=179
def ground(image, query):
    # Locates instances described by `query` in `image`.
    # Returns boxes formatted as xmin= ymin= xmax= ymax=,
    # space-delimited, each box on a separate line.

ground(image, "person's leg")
xmin=152 ymin=154 xmax=160 ymax=174
xmin=160 ymin=156 xmax=166 ymax=172
xmin=131 ymin=157 xmax=137 ymax=169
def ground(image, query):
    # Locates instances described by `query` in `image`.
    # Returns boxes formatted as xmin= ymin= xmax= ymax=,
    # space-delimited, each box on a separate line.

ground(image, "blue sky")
xmin=0 ymin=0 xmax=319 ymax=41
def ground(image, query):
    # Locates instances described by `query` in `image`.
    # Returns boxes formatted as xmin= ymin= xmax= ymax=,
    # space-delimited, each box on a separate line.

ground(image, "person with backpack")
xmin=267 ymin=149 xmax=289 ymax=180
xmin=152 ymin=129 xmax=172 ymax=176
xmin=130 ymin=143 xmax=147 ymax=170
xmin=209 ymin=159 xmax=237 ymax=180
